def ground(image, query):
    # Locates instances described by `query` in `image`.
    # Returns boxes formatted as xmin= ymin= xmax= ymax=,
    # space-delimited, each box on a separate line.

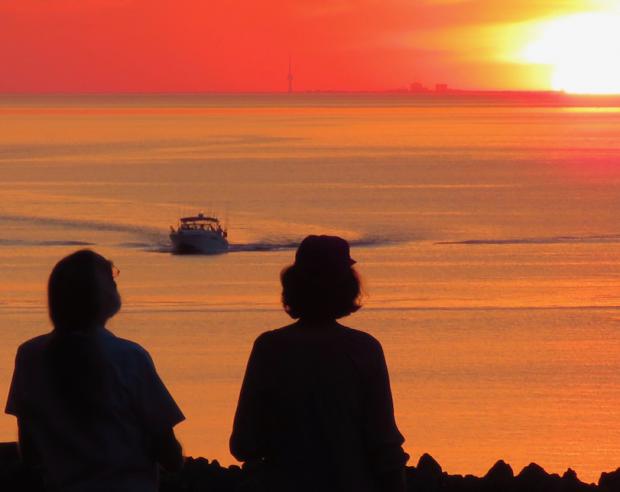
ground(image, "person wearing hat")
xmin=230 ymin=235 xmax=409 ymax=492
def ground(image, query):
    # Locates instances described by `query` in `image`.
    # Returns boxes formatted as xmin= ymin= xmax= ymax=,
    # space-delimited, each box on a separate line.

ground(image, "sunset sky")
xmin=2 ymin=0 xmax=619 ymax=93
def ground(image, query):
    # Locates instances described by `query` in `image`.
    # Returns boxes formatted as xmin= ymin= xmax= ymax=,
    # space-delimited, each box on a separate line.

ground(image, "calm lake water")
xmin=1 ymin=94 xmax=620 ymax=482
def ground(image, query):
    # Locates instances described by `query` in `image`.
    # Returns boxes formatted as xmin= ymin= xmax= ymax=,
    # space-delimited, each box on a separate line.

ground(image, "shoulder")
xmin=258 ymin=323 xmax=383 ymax=352
xmin=253 ymin=321 xmax=306 ymax=343
xmin=249 ymin=323 xmax=299 ymax=353
xmin=338 ymin=325 xmax=383 ymax=350
xmin=257 ymin=321 xmax=302 ymax=339
xmin=16 ymin=333 xmax=53 ymax=359
xmin=99 ymin=330 xmax=155 ymax=368
xmin=251 ymin=327 xmax=282 ymax=348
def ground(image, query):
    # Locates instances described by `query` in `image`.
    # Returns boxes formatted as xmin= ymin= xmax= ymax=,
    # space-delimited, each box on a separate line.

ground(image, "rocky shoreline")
xmin=1 ymin=442 xmax=619 ymax=491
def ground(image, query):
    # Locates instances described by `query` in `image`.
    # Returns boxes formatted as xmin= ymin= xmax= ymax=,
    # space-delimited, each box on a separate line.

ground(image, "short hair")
xmin=281 ymin=264 xmax=362 ymax=320
xmin=48 ymin=249 xmax=121 ymax=332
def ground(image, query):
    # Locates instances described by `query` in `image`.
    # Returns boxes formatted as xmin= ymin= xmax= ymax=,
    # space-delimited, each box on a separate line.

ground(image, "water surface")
xmin=1 ymin=94 xmax=620 ymax=481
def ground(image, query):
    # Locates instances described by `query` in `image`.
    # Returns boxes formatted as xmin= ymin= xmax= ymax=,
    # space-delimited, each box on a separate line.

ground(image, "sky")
xmin=0 ymin=0 xmax=618 ymax=92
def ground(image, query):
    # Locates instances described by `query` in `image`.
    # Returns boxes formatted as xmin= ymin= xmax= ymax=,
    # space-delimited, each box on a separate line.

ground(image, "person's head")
xmin=48 ymin=249 xmax=121 ymax=333
xmin=281 ymin=235 xmax=362 ymax=321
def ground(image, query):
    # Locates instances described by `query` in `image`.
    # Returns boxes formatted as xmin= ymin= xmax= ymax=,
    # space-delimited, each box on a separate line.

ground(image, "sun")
xmin=522 ymin=12 xmax=620 ymax=94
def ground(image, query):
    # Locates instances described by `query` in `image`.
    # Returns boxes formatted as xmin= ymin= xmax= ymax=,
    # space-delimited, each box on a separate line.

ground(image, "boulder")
xmin=599 ymin=468 xmax=620 ymax=492
xmin=483 ymin=460 xmax=514 ymax=491
xmin=408 ymin=454 xmax=443 ymax=492
xmin=516 ymin=462 xmax=560 ymax=492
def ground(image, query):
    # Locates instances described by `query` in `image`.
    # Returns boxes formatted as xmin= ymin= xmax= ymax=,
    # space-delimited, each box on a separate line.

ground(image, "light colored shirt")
xmin=5 ymin=327 xmax=184 ymax=492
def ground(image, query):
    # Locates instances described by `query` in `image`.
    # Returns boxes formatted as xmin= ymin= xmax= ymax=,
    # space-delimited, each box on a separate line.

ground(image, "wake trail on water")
xmin=147 ymin=235 xmax=400 ymax=254
xmin=0 ymin=213 xmax=164 ymax=238
xmin=0 ymin=239 xmax=95 ymax=247
xmin=0 ymin=213 xmax=168 ymax=250
xmin=438 ymin=234 xmax=620 ymax=246
xmin=0 ymin=213 xmax=406 ymax=254
xmin=231 ymin=235 xmax=397 ymax=252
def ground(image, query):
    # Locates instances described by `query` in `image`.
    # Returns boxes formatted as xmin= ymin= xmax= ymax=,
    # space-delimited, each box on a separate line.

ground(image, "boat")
xmin=169 ymin=213 xmax=229 ymax=254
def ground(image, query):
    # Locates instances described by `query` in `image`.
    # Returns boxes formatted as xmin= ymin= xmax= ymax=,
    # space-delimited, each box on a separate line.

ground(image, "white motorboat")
xmin=170 ymin=213 xmax=229 ymax=254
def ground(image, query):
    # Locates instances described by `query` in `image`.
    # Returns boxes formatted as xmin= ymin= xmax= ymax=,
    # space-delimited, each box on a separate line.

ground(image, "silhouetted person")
xmin=230 ymin=235 xmax=409 ymax=492
xmin=5 ymin=250 xmax=184 ymax=491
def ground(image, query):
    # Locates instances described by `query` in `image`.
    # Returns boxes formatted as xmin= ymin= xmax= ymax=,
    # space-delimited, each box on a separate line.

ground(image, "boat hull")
xmin=170 ymin=231 xmax=229 ymax=255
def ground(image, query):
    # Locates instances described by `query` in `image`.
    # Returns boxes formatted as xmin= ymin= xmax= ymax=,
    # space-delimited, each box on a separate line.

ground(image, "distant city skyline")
xmin=1 ymin=1 xmax=619 ymax=94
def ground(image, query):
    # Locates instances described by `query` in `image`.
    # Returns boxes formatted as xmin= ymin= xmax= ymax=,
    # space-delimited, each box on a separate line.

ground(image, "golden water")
xmin=1 ymin=95 xmax=620 ymax=481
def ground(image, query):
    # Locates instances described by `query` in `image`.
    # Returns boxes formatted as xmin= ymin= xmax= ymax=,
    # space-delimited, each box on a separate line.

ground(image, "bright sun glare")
xmin=522 ymin=12 xmax=620 ymax=94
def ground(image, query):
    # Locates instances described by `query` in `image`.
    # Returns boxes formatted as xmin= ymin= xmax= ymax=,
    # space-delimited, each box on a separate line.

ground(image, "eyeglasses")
xmin=111 ymin=263 xmax=120 ymax=279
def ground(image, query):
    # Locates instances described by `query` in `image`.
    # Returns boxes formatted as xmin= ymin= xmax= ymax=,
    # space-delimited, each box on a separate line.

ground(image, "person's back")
xmin=232 ymin=321 xmax=406 ymax=492
xmin=230 ymin=236 xmax=408 ymax=492
xmin=5 ymin=250 xmax=184 ymax=492
xmin=9 ymin=329 xmax=182 ymax=491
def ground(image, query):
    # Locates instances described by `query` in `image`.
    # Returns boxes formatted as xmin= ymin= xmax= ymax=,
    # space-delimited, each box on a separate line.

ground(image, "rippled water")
xmin=1 ymin=94 xmax=620 ymax=481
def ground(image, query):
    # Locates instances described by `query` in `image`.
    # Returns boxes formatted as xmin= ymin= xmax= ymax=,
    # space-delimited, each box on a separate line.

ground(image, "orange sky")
xmin=0 ymin=0 xmax=614 ymax=92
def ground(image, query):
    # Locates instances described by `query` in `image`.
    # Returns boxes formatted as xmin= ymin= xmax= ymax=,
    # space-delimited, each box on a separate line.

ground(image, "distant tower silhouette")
xmin=287 ymin=56 xmax=293 ymax=93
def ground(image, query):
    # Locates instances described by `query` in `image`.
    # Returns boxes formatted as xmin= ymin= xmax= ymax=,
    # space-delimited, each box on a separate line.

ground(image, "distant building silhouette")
xmin=409 ymin=82 xmax=428 ymax=93
xmin=288 ymin=57 xmax=293 ymax=93
xmin=435 ymin=83 xmax=449 ymax=92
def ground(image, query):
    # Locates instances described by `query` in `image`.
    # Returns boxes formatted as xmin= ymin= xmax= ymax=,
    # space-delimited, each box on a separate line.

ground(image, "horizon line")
xmin=0 ymin=88 xmax=619 ymax=95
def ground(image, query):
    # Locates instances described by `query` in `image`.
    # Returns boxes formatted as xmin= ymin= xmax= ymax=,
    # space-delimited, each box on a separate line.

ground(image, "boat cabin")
xmin=175 ymin=213 xmax=226 ymax=236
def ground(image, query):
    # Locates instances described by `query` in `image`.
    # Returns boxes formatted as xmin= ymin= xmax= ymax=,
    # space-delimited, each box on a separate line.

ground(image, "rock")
xmin=410 ymin=454 xmax=443 ymax=492
xmin=560 ymin=468 xmax=597 ymax=492
xmin=417 ymin=453 xmax=443 ymax=477
xmin=483 ymin=460 xmax=514 ymax=491
xmin=516 ymin=463 xmax=560 ymax=492
xmin=443 ymin=473 xmax=482 ymax=492
xmin=599 ymin=468 xmax=620 ymax=492
xmin=0 ymin=442 xmax=618 ymax=492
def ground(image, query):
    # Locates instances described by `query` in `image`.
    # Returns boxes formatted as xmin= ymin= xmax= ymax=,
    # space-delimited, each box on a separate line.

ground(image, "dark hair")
xmin=48 ymin=249 xmax=120 ymax=332
xmin=46 ymin=250 xmax=121 ymax=422
xmin=281 ymin=264 xmax=362 ymax=320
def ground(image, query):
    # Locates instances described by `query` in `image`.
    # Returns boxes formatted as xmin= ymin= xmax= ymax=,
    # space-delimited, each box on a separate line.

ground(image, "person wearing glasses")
xmin=5 ymin=249 xmax=184 ymax=492
xmin=231 ymin=235 xmax=409 ymax=492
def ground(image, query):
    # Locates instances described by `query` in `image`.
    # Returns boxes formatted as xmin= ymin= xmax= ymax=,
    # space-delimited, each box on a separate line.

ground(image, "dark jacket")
xmin=230 ymin=320 xmax=408 ymax=492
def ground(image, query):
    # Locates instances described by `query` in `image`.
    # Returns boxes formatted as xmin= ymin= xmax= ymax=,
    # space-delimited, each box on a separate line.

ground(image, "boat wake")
xmin=0 ymin=213 xmax=164 ymax=238
xmin=438 ymin=234 xmax=620 ymax=246
xmin=229 ymin=241 xmax=300 ymax=252
xmin=0 ymin=239 xmax=95 ymax=247
xmin=0 ymin=213 xmax=403 ymax=254
xmin=143 ymin=235 xmax=398 ymax=254
xmin=230 ymin=235 xmax=397 ymax=253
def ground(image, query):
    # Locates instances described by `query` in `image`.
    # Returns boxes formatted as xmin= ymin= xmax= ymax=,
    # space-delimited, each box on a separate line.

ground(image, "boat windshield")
xmin=179 ymin=220 xmax=223 ymax=233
